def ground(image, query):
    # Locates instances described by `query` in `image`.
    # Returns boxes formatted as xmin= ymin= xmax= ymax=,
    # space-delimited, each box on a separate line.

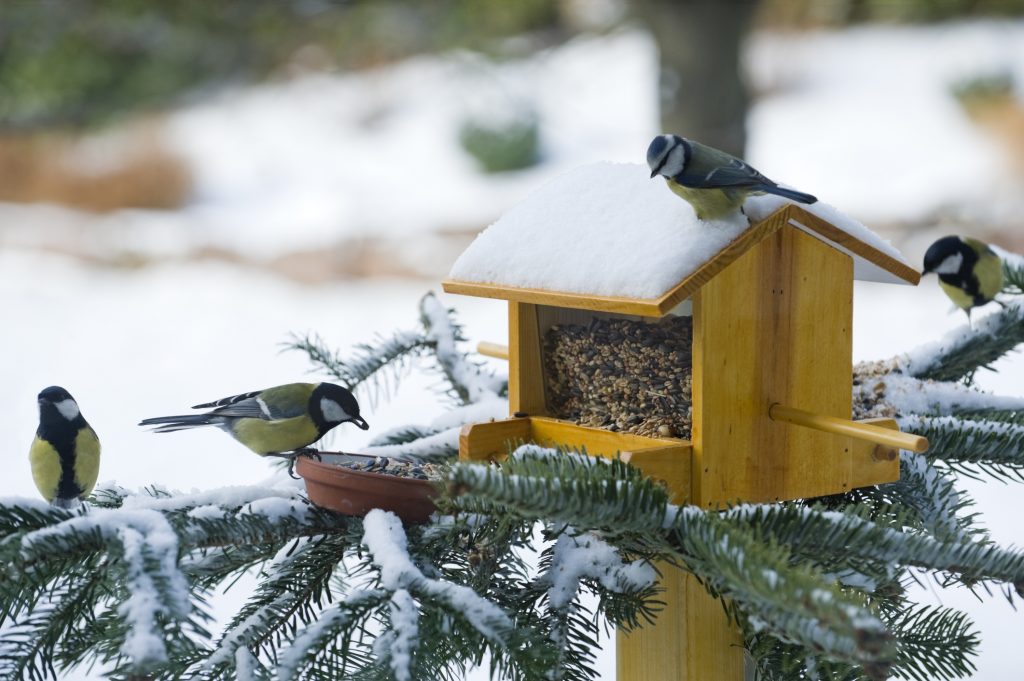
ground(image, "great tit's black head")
xmin=923 ymin=236 xmax=969 ymax=276
xmin=37 ymin=385 xmax=81 ymax=421
xmin=646 ymin=134 xmax=688 ymax=179
xmin=312 ymin=383 xmax=368 ymax=430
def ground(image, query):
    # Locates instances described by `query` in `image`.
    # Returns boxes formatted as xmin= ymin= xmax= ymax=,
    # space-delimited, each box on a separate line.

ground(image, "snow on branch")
xmin=362 ymin=509 xmax=514 ymax=643
xmin=901 ymin=415 xmax=1024 ymax=481
xmin=899 ymin=299 xmax=1024 ymax=383
xmin=362 ymin=398 xmax=507 ymax=461
xmin=419 ymin=292 xmax=505 ymax=404
xmin=275 ymin=589 xmax=388 ymax=680
xmin=860 ymin=373 xmax=1024 ymax=418
xmin=544 ymin=530 xmax=656 ymax=611
xmin=888 ymin=451 xmax=978 ymax=542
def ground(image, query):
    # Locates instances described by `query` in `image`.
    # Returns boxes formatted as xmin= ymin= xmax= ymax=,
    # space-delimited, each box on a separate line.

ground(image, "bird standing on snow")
xmin=30 ymin=386 xmax=101 ymax=508
xmin=646 ymin=134 xmax=817 ymax=221
xmin=922 ymin=235 xmax=1003 ymax=323
xmin=139 ymin=382 xmax=368 ymax=457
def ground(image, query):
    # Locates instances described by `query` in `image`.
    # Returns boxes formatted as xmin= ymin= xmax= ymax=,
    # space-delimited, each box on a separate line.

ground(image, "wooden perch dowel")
xmin=769 ymin=403 xmax=928 ymax=453
xmin=477 ymin=341 xmax=509 ymax=360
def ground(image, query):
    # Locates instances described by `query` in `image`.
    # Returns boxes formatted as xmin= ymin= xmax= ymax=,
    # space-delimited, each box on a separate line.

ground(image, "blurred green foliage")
xmin=0 ymin=0 xmax=561 ymax=130
xmin=758 ymin=0 xmax=1024 ymax=26
xmin=951 ymin=71 xmax=1016 ymax=106
xmin=459 ymin=115 xmax=540 ymax=173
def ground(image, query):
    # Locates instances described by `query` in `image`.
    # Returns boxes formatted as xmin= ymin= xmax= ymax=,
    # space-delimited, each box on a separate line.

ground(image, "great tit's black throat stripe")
xmin=37 ymin=420 xmax=85 ymax=501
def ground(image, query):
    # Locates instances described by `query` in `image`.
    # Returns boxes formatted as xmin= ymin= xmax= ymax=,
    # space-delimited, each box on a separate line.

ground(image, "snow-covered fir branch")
xmin=287 ymin=328 xmax=430 ymax=400
xmin=419 ymin=292 xmax=506 ymax=404
xmin=361 ymin=398 xmax=507 ymax=461
xmin=901 ymin=414 xmax=1024 ymax=481
xmin=898 ymin=298 xmax=1024 ymax=383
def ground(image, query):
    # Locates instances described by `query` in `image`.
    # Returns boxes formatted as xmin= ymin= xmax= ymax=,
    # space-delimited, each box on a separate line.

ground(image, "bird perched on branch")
xmin=139 ymin=382 xmax=368 ymax=458
xmin=30 ymin=386 xmax=101 ymax=508
xmin=922 ymin=235 xmax=1003 ymax=323
xmin=646 ymin=134 xmax=817 ymax=221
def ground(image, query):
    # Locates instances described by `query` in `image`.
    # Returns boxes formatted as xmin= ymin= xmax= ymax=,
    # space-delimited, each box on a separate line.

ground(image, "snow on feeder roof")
xmin=444 ymin=162 xmax=919 ymax=316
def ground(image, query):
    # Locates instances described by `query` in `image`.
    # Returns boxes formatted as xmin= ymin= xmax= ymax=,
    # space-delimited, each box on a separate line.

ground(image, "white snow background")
xmin=1 ymin=19 xmax=1023 ymax=680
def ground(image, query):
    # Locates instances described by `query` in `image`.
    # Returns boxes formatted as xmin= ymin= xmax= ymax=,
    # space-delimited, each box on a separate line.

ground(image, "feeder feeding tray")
xmin=296 ymin=452 xmax=440 ymax=524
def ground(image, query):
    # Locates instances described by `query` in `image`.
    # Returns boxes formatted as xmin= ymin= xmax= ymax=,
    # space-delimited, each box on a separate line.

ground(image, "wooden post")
xmin=508 ymin=302 xmax=546 ymax=415
xmin=769 ymin=404 xmax=928 ymax=453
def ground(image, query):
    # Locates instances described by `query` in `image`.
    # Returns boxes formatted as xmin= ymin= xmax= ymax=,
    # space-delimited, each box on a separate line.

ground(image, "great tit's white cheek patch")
xmin=55 ymin=399 xmax=80 ymax=421
xmin=320 ymin=397 xmax=349 ymax=424
xmin=936 ymin=252 xmax=964 ymax=275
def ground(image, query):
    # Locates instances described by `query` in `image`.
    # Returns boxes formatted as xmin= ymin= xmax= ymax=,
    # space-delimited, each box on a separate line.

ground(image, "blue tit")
xmin=30 ymin=386 xmax=101 ymax=508
xmin=646 ymin=134 xmax=817 ymax=221
xmin=139 ymin=382 xmax=368 ymax=457
xmin=922 ymin=235 xmax=1003 ymax=323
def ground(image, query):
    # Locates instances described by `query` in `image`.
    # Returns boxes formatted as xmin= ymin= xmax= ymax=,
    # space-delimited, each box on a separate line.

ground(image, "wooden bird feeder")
xmin=440 ymin=163 xmax=925 ymax=680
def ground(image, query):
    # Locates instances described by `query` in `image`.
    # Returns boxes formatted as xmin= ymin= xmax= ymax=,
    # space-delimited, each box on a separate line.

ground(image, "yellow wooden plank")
xmin=529 ymin=416 xmax=680 ymax=456
xmin=787 ymin=206 xmax=921 ymax=285
xmin=692 ymin=224 xmax=855 ymax=506
xmin=459 ymin=419 xmax=532 ymax=461
xmin=849 ymin=418 xmax=902 ymax=489
xmin=617 ymin=571 xmax=743 ymax=681
xmin=684 ymin=574 xmax=744 ymax=679
xmin=621 ymin=445 xmax=692 ymax=504
xmin=508 ymin=302 xmax=547 ymax=415
xmin=443 ymin=278 xmax=666 ymax=316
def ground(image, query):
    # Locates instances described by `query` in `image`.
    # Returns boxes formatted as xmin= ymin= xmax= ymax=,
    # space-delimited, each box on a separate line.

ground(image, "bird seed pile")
xmin=543 ymin=315 xmax=692 ymax=439
xmin=340 ymin=456 xmax=445 ymax=481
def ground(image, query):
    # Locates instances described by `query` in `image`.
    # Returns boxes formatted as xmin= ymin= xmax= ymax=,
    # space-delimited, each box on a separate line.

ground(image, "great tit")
xmin=922 ymin=235 xmax=1003 ymax=322
xmin=646 ymin=134 xmax=817 ymax=221
xmin=139 ymin=382 xmax=368 ymax=457
xmin=30 ymin=386 xmax=101 ymax=508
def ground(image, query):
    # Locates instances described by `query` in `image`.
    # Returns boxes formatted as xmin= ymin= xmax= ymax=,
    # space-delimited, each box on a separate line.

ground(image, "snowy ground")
xmin=2 ymin=16 xmax=1024 ymax=681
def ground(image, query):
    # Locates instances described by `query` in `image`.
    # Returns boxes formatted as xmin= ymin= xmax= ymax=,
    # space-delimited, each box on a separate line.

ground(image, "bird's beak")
xmin=649 ymin=169 xmax=658 ymax=179
xmin=352 ymin=416 xmax=369 ymax=430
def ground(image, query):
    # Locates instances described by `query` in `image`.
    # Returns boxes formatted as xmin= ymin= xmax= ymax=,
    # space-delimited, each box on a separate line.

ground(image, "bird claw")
xmin=284 ymin=448 xmax=321 ymax=479
xmin=292 ymin=448 xmax=322 ymax=461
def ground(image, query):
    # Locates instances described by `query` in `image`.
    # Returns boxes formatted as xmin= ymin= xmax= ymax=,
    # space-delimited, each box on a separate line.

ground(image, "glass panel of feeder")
xmin=537 ymin=304 xmax=693 ymax=440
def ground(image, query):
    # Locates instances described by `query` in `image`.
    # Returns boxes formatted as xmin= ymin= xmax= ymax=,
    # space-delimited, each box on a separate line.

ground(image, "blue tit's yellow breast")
xmin=73 ymin=426 xmax=101 ymax=498
xmin=665 ymin=180 xmax=747 ymax=221
xmin=29 ymin=436 xmax=62 ymax=502
xmin=229 ymin=416 xmax=321 ymax=455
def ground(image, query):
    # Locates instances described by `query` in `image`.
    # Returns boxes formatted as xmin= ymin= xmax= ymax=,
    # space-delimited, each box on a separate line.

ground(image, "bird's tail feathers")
xmin=139 ymin=413 xmax=221 ymax=432
xmin=764 ymin=184 xmax=817 ymax=204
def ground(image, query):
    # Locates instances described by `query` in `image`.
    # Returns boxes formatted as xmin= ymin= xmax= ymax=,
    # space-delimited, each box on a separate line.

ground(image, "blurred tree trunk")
xmin=631 ymin=0 xmax=758 ymax=156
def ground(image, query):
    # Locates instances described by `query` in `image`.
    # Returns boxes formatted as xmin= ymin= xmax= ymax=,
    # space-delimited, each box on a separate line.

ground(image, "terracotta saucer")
xmin=295 ymin=452 xmax=439 ymax=524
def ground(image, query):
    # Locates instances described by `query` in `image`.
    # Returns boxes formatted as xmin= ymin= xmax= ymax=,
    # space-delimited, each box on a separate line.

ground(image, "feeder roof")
xmin=443 ymin=162 xmax=919 ymax=316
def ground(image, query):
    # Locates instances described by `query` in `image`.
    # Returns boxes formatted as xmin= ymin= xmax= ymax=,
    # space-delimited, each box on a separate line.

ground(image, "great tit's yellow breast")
xmin=665 ymin=180 xmax=746 ymax=221
xmin=29 ymin=436 xmax=62 ymax=502
xmin=977 ymin=251 xmax=1004 ymax=302
xmin=73 ymin=426 xmax=101 ymax=497
xmin=939 ymin=280 xmax=975 ymax=311
xmin=230 ymin=416 xmax=321 ymax=455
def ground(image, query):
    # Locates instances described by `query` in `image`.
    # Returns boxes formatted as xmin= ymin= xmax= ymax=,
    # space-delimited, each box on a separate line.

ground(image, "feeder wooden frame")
xmin=444 ymin=205 xmax=924 ymax=680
